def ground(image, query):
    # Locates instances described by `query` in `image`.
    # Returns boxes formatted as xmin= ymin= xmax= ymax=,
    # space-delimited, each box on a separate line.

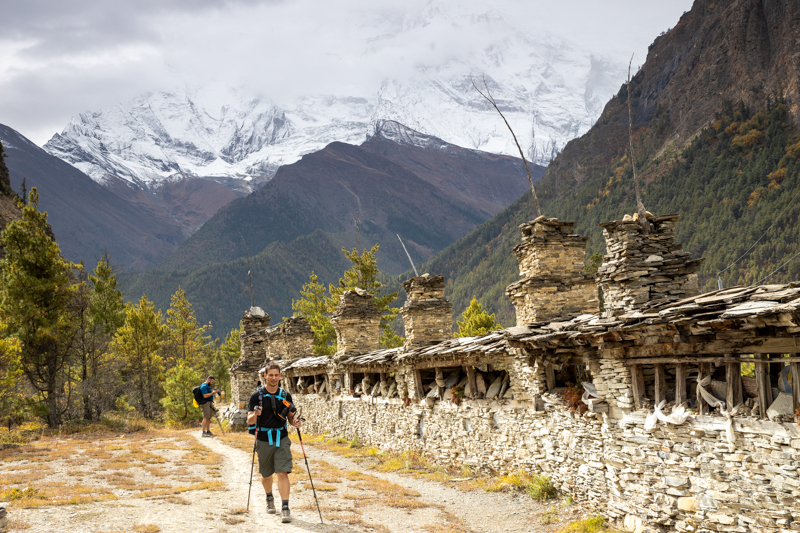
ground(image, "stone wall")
xmin=294 ymin=384 xmax=800 ymax=533
xmin=330 ymin=289 xmax=381 ymax=359
xmin=505 ymin=217 xmax=597 ymax=324
xmin=229 ymin=308 xmax=269 ymax=416
xmin=401 ymin=274 xmax=453 ymax=348
xmin=597 ymin=215 xmax=704 ymax=318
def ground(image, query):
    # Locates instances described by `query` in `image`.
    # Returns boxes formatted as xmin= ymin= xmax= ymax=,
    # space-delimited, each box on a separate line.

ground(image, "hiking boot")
xmin=266 ymin=496 xmax=276 ymax=514
xmin=281 ymin=508 xmax=292 ymax=523
xmin=206 ymin=431 xmax=214 ymax=437
xmin=201 ymin=431 xmax=210 ymax=438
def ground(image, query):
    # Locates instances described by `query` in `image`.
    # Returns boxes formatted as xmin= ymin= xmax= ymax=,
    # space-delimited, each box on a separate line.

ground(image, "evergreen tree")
xmin=329 ymin=244 xmax=402 ymax=348
xmin=456 ymin=297 xmax=501 ymax=337
xmin=210 ymin=326 xmax=241 ymax=396
xmin=162 ymin=286 xmax=212 ymax=371
xmin=111 ymin=295 xmax=165 ymax=418
xmin=0 ymin=188 xmax=79 ymax=427
xmin=0 ymin=321 xmax=21 ymax=420
xmin=292 ymin=272 xmax=336 ymax=355
xmin=72 ymin=253 xmax=126 ymax=420
xmin=160 ymin=363 xmax=202 ymax=424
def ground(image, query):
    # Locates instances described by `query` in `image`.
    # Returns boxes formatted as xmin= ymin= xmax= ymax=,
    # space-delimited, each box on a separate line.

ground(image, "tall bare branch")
xmin=627 ymin=55 xmax=649 ymax=234
xmin=472 ymin=75 xmax=542 ymax=218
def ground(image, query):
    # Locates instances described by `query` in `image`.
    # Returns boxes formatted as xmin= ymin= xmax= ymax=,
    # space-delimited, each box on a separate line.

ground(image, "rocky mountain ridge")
xmin=43 ymin=23 xmax=627 ymax=194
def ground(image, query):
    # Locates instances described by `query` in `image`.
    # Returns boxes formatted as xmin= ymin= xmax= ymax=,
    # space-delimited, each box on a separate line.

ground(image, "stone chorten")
xmin=596 ymin=213 xmax=704 ymax=318
xmin=400 ymin=274 xmax=453 ymax=348
xmin=505 ymin=216 xmax=597 ymax=325
xmin=330 ymin=289 xmax=381 ymax=359
xmin=263 ymin=315 xmax=314 ymax=365
xmin=228 ymin=306 xmax=270 ymax=422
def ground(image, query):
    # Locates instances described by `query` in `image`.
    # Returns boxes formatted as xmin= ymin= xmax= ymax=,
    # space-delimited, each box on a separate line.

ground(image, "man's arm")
xmin=247 ymin=408 xmax=260 ymax=425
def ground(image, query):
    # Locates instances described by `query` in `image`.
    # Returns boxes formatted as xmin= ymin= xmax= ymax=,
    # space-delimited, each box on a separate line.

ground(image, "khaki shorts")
xmin=256 ymin=436 xmax=293 ymax=478
xmin=202 ymin=401 xmax=213 ymax=419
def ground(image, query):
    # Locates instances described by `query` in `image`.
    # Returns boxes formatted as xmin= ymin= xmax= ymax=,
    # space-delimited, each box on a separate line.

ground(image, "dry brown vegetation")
xmin=0 ymin=428 xmax=224 ymax=510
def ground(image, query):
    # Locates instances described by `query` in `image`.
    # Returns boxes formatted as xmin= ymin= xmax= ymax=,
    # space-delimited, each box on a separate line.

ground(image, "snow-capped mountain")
xmin=43 ymin=8 xmax=627 ymax=193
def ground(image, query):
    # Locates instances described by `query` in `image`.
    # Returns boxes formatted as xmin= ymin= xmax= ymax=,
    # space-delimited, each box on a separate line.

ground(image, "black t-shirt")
xmin=248 ymin=387 xmax=294 ymax=441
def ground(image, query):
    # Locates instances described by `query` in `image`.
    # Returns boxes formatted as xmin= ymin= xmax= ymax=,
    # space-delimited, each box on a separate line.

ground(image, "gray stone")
xmin=767 ymin=392 xmax=795 ymax=420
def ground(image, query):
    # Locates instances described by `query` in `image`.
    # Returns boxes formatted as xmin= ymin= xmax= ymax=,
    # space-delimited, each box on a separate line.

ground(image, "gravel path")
xmin=7 ymin=431 xmax=580 ymax=532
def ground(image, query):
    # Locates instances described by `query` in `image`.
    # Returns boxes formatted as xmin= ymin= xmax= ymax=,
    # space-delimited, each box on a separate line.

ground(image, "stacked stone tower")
xmin=228 ymin=307 xmax=270 ymax=426
xmin=401 ymin=274 xmax=453 ymax=348
xmin=505 ymin=216 xmax=597 ymax=325
xmin=330 ymin=289 xmax=381 ymax=360
xmin=263 ymin=315 xmax=314 ymax=365
xmin=596 ymin=214 xmax=704 ymax=318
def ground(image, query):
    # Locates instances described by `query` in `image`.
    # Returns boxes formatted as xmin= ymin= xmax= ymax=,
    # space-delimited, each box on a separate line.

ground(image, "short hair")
xmin=207 ymin=375 xmax=215 ymax=380
xmin=265 ymin=363 xmax=281 ymax=374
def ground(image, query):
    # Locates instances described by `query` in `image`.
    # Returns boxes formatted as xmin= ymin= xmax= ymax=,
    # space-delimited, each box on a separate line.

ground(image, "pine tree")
xmin=0 ymin=188 xmax=79 ymax=427
xmin=72 ymin=253 xmax=125 ymax=421
xmin=111 ymin=295 xmax=165 ymax=418
xmin=0 ymin=321 xmax=21 ymax=420
xmin=329 ymin=244 xmax=402 ymax=348
xmin=292 ymin=272 xmax=336 ymax=355
xmin=161 ymin=363 xmax=203 ymax=424
xmin=456 ymin=297 xmax=500 ymax=337
xmin=162 ymin=286 xmax=212 ymax=371
xmin=210 ymin=326 xmax=241 ymax=396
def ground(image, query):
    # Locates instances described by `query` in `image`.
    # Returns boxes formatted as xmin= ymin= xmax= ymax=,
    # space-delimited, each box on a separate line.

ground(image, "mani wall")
xmin=226 ymin=214 xmax=800 ymax=533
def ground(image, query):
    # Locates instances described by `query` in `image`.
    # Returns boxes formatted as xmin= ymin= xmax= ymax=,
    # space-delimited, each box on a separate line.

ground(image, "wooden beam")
xmin=698 ymin=362 xmax=711 ymax=415
xmin=413 ymin=369 xmax=425 ymax=401
xmin=725 ymin=362 xmax=743 ymax=409
xmin=624 ymin=357 xmax=747 ymax=366
xmin=465 ymin=366 xmax=477 ymax=399
xmin=654 ymin=364 xmax=666 ymax=405
xmin=675 ymin=364 xmax=687 ymax=405
xmin=630 ymin=365 xmax=646 ymax=410
xmin=619 ymin=337 xmax=800 ymax=359
xmin=545 ymin=362 xmax=556 ymax=392
xmin=790 ymin=362 xmax=800 ymax=422
xmin=755 ymin=360 xmax=771 ymax=419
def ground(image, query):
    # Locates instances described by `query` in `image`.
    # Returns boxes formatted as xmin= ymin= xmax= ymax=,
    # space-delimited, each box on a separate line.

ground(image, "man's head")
xmin=206 ymin=375 xmax=215 ymax=385
xmin=263 ymin=363 xmax=281 ymax=389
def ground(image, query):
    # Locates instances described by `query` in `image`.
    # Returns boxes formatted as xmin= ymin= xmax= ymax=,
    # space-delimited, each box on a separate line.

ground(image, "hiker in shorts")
xmin=200 ymin=375 xmax=219 ymax=437
xmin=247 ymin=363 xmax=301 ymax=523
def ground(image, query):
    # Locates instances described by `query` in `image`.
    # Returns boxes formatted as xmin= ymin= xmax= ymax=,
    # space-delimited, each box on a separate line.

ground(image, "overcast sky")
xmin=1 ymin=0 xmax=694 ymax=146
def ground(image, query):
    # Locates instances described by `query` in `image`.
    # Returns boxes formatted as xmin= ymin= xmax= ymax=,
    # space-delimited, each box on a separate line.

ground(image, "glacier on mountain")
xmin=43 ymin=14 xmax=627 ymax=192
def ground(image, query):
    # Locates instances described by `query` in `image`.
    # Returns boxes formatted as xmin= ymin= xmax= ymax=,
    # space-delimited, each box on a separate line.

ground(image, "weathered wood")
xmin=545 ymin=362 xmax=555 ymax=391
xmin=675 ymin=364 xmax=687 ymax=405
xmin=630 ymin=365 xmax=646 ymax=410
xmin=621 ymin=337 xmax=800 ymax=359
xmin=755 ymin=361 xmax=771 ymax=419
xmin=790 ymin=362 xmax=800 ymax=421
xmin=465 ymin=366 xmax=477 ymax=399
xmin=698 ymin=362 xmax=711 ymax=415
xmin=654 ymin=364 xmax=666 ymax=405
xmin=413 ymin=369 xmax=425 ymax=401
xmin=725 ymin=362 xmax=743 ymax=408
xmin=624 ymin=357 xmax=748 ymax=365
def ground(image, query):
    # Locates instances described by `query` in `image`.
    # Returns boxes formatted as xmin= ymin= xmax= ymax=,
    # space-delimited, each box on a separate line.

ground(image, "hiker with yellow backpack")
xmin=193 ymin=375 xmax=220 ymax=437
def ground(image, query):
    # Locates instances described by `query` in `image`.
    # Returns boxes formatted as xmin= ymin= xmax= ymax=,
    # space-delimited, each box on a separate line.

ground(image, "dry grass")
xmin=424 ymin=510 xmax=476 ymax=533
xmin=304 ymin=432 xmax=559 ymax=502
xmin=0 ymin=428 xmax=226 ymax=509
xmin=132 ymin=525 xmax=161 ymax=533
xmin=557 ymin=516 xmax=623 ymax=533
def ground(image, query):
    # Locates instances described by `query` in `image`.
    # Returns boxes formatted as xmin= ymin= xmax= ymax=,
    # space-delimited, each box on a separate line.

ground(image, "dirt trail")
xmin=7 ymin=431 xmax=577 ymax=532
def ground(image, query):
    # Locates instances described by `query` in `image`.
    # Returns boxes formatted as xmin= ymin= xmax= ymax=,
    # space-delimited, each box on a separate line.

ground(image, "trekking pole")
xmin=296 ymin=419 xmax=323 ymax=524
xmin=246 ymin=427 xmax=257 ymax=511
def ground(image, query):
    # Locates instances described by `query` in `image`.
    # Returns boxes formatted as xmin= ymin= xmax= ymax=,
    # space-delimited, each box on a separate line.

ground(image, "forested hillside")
xmin=418 ymin=0 xmax=800 ymax=326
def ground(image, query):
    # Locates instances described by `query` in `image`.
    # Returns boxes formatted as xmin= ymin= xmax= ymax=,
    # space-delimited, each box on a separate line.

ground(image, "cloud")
xmin=0 ymin=0 xmax=692 ymax=145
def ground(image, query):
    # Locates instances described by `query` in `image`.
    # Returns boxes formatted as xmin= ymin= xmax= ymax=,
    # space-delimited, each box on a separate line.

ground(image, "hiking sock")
xmin=282 ymin=500 xmax=289 ymax=510
xmin=266 ymin=494 xmax=274 ymax=501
